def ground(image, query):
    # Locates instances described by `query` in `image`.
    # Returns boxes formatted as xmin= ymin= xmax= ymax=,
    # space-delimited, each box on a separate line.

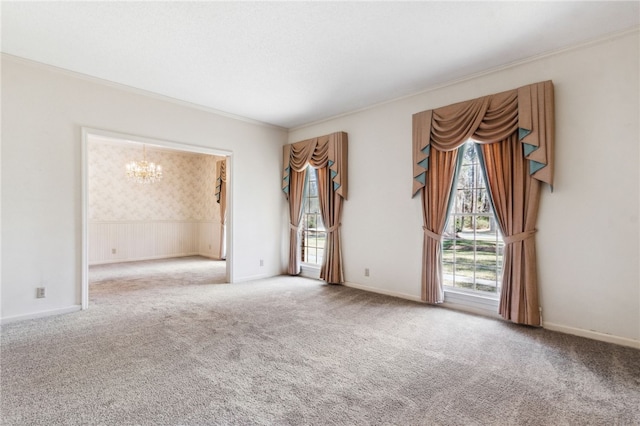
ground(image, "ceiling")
xmin=2 ymin=2 xmax=638 ymax=129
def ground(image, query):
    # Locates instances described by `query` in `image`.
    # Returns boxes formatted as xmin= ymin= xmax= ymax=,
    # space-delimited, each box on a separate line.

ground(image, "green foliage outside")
xmin=442 ymin=235 xmax=502 ymax=293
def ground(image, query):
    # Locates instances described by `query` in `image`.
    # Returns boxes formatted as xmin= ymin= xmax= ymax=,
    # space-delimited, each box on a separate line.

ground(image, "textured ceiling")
xmin=2 ymin=1 xmax=638 ymax=129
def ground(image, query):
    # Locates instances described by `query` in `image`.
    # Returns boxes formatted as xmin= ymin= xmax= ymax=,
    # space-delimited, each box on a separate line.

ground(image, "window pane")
xmin=307 ymin=247 xmax=316 ymax=264
xmin=475 ymin=215 xmax=491 ymax=233
xmin=476 ymin=190 xmax=490 ymax=213
xmin=318 ymin=231 xmax=326 ymax=249
xmin=301 ymin=166 xmax=324 ymax=265
xmin=309 ymin=198 xmax=320 ymax=214
xmin=309 ymin=180 xmax=318 ymax=197
xmin=443 ymin=140 xmax=502 ymax=298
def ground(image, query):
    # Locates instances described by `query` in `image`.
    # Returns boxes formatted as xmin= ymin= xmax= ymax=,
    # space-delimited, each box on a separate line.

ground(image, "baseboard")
xmin=232 ymin=273 xmax=277 ymax=283
xmin=89 ymin=253 xmax=200 ymax=265
xmin=343 ymin=281 xmax=423 ymax=303
xmin=0 ymin=305 xmax=82 ymax=325
xmin=543 ymin=322 xmax=640 ymax=349
xmin=343 ymin=282 xmax=639 ymax=349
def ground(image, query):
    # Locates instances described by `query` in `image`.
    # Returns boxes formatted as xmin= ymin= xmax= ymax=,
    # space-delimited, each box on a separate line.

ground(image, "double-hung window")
xmin=442 ymin=141 xmax=504 ymax=298
xmin=301 ymin=166 xmax=326 ymax=265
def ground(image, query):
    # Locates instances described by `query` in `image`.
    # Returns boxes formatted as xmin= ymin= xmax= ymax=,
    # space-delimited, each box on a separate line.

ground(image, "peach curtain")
xmin=286 ymin=168 xmax=308 ymax=275
xmin=215 ymin=159 xmax=227 ymax=259
xmin=412 ymin=81 xmax=554 ymax=325
xmin=421 ymin=148 xmax=460 ymax=303
xmin=478 ymin=136 xmax=541 ymax=325
xmin=283 ymin=132 xmax=348 ymax=283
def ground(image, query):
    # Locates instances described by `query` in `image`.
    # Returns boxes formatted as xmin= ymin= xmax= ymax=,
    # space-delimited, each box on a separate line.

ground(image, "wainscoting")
xmin=89 ymin=220 xmax=222 ymax=265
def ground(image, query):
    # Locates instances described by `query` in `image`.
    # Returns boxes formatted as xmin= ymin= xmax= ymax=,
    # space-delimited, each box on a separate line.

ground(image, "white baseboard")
xmin=543 ymin=322 xmax=640 ymax=349
xmin=344 ymin=282 xmax=639 ymax=349
xmin=343 ymin=281 xmax=423 ymax=303
xmin=89 ymin=252 xmax=200 ymax=265
xmin=1 ymin=305 xmax=82 ymax=325
xmin=232 ymin=273 xmax=277 ymax=283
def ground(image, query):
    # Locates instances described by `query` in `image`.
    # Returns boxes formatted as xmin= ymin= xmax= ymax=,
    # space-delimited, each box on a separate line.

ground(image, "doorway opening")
xmin=81 ymin=128 xmax=233 ymax=309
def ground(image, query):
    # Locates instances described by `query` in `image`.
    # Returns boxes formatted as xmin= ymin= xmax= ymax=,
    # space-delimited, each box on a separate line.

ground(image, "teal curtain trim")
xmin=521 ymin=137 xmax=547 ymax=177
xmin=328 ymin=160 xmax=334 ymax=166
xmin=443 ymin=144 xmax=467 ymax=230
xmin=283 ymin=165 xmax=291 ymax=195
xmin=415 ymin=172 xmax=426 ymax=185
xmin=419 ymin=145 xmax=431 ymax=171
xmin=529 ymin=160 xmax=545 ymax=175
xmin=331 ymin=170 xmax=337 ymax=178
xmin=334 ymin=182 xmax=340 ymax=191
xmin=519 ymin=128 xmax=531 ymax=140
xmin=523 ymin=143 xmax=537 ymax=156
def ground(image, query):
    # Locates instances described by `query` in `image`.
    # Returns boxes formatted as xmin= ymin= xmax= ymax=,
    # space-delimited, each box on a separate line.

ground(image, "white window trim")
xmin=443 ymin=288 xmax=500 ymax=318
xmin=300 ymin=262 xmax=321 ymax=279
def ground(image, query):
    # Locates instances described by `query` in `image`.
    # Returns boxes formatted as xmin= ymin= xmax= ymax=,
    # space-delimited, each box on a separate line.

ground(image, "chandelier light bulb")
xmin=126 ymin=145 xmax=163 ymax=184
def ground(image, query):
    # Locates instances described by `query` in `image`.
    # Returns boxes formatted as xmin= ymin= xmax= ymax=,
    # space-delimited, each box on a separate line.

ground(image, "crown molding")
xmin=0 ymin=53 xmax=287 ymax=131
xmin=290 ymin=26 xmax=640 ymax=132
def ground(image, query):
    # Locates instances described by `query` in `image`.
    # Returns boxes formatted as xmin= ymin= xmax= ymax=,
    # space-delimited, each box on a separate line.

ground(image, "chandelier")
xmin=126 ymin=145 xmax=162 ymax=184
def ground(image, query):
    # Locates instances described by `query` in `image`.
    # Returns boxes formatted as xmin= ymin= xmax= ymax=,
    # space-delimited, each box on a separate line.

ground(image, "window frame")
xmin=442 ymin=141 xmax=504 ymax=300
xmin=300 ymin=166 xmax=327 ymax=268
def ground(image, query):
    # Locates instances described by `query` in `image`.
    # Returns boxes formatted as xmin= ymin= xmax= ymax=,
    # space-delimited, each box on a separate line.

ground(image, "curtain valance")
xmin=412 ymin=81 xmax=554 ymax=197
xmin=215 ymin=159 xmax=227 ymax=204
xmin=283 ymin=131 xmax=348 ymax=200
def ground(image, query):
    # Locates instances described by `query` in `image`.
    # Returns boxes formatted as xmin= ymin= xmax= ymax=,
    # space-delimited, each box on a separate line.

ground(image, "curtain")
xmin=412 ymin=81 xmax=554 ymax=326
xmin=286 ymin=168 xmax=308 ymax=275
xmin=421 ymin=147 xmax=460 ymax=303
xmin=215 ymin=159 xmax=227 ymax=259
xmin=478 ymin=135 xmax=541 ymax=325
xmin=283 ymin=132 xmax=348 ymax=283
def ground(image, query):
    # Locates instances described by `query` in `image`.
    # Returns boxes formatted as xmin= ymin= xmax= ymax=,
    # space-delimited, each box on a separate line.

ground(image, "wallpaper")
xmin=89 ymin=142 xmax=224 ymax=222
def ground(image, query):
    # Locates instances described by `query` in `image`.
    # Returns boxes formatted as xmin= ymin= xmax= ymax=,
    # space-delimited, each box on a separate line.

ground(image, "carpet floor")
xmin=1 ymin=256 xmax=639 ymax=425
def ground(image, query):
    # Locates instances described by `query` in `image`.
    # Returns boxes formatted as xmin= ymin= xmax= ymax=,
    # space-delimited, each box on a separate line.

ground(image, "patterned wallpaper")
xmin=89 ymin=142 xmax=224 ymax=222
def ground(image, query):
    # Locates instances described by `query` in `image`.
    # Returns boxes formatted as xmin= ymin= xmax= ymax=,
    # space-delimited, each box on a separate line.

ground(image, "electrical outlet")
xmin=209 ymin=244 xmax=212 ymax=250
xmin=36 ymin=287 xmax=46 ymax=298
xmin=260 ymin=259 xmax=264 ymax=267
xmin=112 ymin=248 xmax=116 ymax=254
xmin=364 ymin=268 xmax=370 ymax=277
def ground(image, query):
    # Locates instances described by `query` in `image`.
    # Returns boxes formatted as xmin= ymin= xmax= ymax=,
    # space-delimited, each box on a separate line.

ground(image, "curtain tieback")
xmin=290 ymin=223 xmax=301 ymax=231
xmin=326 ymin=223 xmax=341 ymax=233
xmin=422 ymin=227 xmax=442 ymax=242
xmin=503 ymin=229 xmax=536 ymax=245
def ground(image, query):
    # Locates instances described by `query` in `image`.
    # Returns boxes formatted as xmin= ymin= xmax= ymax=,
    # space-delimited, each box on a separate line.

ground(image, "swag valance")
xmin=412 ymin=81 xmax=554 ymax=327
xmin=215 ymin=159 xmax=227 ymax=259
xmin=215 ymin=159 xmax=227 ymax=204
xmin=282 ymin=131 xmax=348 ymax=285
xmin=282 ymin=131 xmax=348 ymax=200
xmin=412 ymin=81 xmax=554 ymax=197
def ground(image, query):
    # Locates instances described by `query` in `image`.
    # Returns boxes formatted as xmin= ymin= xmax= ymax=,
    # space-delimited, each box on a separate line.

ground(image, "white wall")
xmin=1 ymin=55 xmax=287 ymax=321
xmin=288 ymin=31 xmax=640 ymax=345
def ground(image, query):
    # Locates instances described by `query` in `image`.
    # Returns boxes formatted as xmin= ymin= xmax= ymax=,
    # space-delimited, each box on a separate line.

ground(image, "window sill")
xmin=443 ymin=288 xmax=500 ymax=318
xmin=300 ymin=263 xmax=321 ymax=279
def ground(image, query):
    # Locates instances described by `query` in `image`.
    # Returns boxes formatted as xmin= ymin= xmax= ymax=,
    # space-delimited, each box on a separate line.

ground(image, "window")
xmin=442 ymin=142 xmax=504 ymax=297
xmin=301 ymin=167 xmax=326 ymax=265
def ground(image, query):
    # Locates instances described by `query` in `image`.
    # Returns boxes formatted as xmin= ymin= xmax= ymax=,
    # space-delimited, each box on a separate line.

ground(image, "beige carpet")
xmin=1 ymin=256 xmax=639 ymax=425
